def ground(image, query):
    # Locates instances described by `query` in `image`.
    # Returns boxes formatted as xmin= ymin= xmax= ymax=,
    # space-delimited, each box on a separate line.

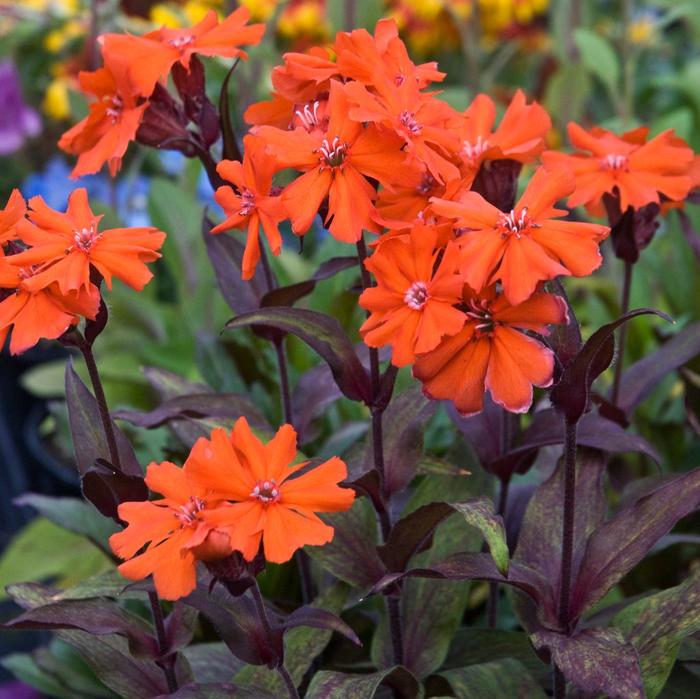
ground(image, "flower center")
xmin=238 ymin=189 xmax=256 ymax=217
xmin=317 ymin=137 xmax=348 ymax=169
xmin=462 ymin=135 xmax=489 ymax=164
xmin=600 ymin=153 xmax=629 ymax=171
xmin=250 ymin=479 xmax=281 ymax=504
xmin=293 ymin=100 xmax=326 ymax=132
xmin=17 ymin=266 xmax=36 ymax=280
xmin=497 ymin=207 xmax=538 ymax=239
xmin=399 ymin=110 xmax=422 ymax=135
xmin=175 ymin=496 xmax=205 ymax=527
xmin=105 ymin=94 xmax=122 ymax=123
xmin=417 ymin=172 xmax=436 ymax=195
xmin=72 ymin=224 xmax=99 ymax=252
xmin=466 ymin=298 xmax=494 ymax=336
xmin=404 ymin=281 xmax=429 ymax=310
xmin=169 ymin=34 xmax=195 ymax=50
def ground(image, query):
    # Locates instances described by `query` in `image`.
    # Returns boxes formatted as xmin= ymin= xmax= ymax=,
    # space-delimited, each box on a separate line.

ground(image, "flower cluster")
xmin=58 ymin=7 xmax=265 ymax=177
xmin=110 ymin=417 xmax=355 ymax=600
xmin=0 ymin=188 xmax=165 ymax=355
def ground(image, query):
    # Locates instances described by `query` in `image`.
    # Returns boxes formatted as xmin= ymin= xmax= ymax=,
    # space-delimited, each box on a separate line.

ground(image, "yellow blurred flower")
xmin=478 ymin=0 xmax=548 ymax=36
xmin=44 ymin=18 xmax=84 ymax=52
xmin=240 ymin=0 xmax=278 ymax=22
xmin=150 ymin=0 xmax=222 ymax=29
xmin=43 ymin=74 xmax=71 ymax=120
xmin=628 ymin=15 xmax=657 ymax=47
xmin=278 ymin=0 xmax=329 ymax=42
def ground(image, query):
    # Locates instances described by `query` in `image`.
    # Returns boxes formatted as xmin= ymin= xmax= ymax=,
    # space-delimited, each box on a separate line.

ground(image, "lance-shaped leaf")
xmin=450 ymin=499 xmax=510 ymax=574
xmin=306 ymin=498 xmax=387 ymax=589
xmin=616 ymin=321 xmax=700 ymax=416
xmin=275 ymin=606 xmax=360 ymax=646
xmin=550 ymin=308 xmax=672 ymax=424
xmin=437 ymin=659 xmax=547 ymax=698
xmin=514 ymin=449 xmax=607 ymax=627
xmin=260 ymin=256 xmax=358 ymax=308
xmin=531 ymin=628 xmax=644 ymax=699
xmin=570 ymin=466 xmax=700 ymax=621
xmin=226 ymin=307 xmax=371 ymax=403
xmin=114 ymin=393 xmax=269 ymax=433
xmin=612 ymin=571 xmax=700 ymax=699
xmin=183 ymin=583 xmax=283 ymax=668
xmin=291 ymin=362 xmax=342 ymax=442
xmin=305 ymin=667 xmax=420 ymax=699
xmin=65 ymin=361 xmax=142 ymax=478
xmin=218 ymin=61 xmax=242 ymax=162
xmin=203 ymin=220 xmax=265 ymax=314
xmin=82 ymin=460 xmax=149 ymax=520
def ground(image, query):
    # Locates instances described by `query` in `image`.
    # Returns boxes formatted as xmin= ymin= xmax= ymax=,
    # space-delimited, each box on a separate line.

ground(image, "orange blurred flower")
xmin=431 ymin=167 xmax=609 ymax=305
xmin=186 ymin=418 xmax=356 ymax=564
xmin=414 ymin=285 xmax=567 ymax=415
xmin=99 ymin=8 xmax=265 ymax=98
xmin=257 ymin=81 xmax=416 ymax=242
xmin=58 ymin=62 xmax=148 ymax=177
xmin=110 ymin=460 xmax=234 ymax=601
xmin=12 ymin=189 xmax=166 ymax=295
xmin=0 ymin=190 xmax=27 ymax=244
xmin=212 ymin=135 xmax=286 ymax=280
xmin=542 ymin=123 xmax=694 ymax=215
xmin=359 ymin=225 xmax=465 ymax=367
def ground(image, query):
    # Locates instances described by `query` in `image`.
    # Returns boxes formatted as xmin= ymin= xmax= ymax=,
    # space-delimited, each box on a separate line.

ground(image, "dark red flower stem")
xmin=148 ymin=591 xmax=178 ymax=694
xmin=356 ymin=235 xmax=404 ymax=667
xmin=553 ymin=418 xmax=579 ymax=699
xmin=251 ymin=580 xmax=300 ymax=699
xmin=611 ymin=260 xmax=633 ymax=406
xmin=78 ymin=334 xmax=178 ymax=694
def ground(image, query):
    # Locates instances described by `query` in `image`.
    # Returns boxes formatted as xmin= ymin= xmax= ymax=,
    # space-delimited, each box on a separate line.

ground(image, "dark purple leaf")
xmin=82 ymin=460 xmax=149 ymax=520
xmin=203 ymin=219 xmax=266 ymax=314
xmin=276 ymin=606 xmax=361 ymax=647
xmin=226 ymin=307 xmax=371 ymax=404
xmin=144 ymin=366 xmax=213 ymax=400
xmin=514 ymin=449 xmax=607 ymax=627
xmin=172 ymin=57 xmax=220 ymax=148
xmin=616 ymin=321 xmax=700 ymax=416
xmin=260 ymin=256 xmax=357 ymax=308
xmin=532 ymin=628 xmax=644 ymax=699
xmin=438 ymin=659 xmax=547 ymax=698
xmin=84 ymin=295 xmax=109 ymax=346
xmin=546 ymin=279 xmax=583 ymax=371
xmin=114 ymin=393 xmax=269 ymax=433
xmin=550 ymin=308 xmax=672 ymax=424
xmin=136 ymin=84 xmax=194 ymax=155
xmin=183 ymin=582 xmax=283 ymax=667
xmin=305 ymin=667 xmax=420 ymax=699
xmin=65 ymin=361 xmax=142 ymax=478
xmin=218 ymin=61 xmax=242 ymax=162
xmin=291 ymin=363 xmax=342 ymax=442
xmin=471 ymin=159 xmax=522 ymax=212
xmin=306 ymin=499 xmax=387 ymax=589
xmin=570 ymin=466 xmax=700 ymax=621
xmin=162 ymin=684 xmax=274 ymax=698
xmin=165 ymin=604 xmax=200 ymax=656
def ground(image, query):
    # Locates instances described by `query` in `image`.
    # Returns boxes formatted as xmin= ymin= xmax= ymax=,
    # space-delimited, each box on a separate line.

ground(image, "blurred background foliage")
xmin=1 ymin=0 xmax=699 ymax=693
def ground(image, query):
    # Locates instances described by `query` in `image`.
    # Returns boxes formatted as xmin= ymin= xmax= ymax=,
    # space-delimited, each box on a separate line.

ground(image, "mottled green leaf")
xmin=439 ymin=659 xmax=547 ymax=698
xmin=304 ymin=666 xmax=419 ymax=698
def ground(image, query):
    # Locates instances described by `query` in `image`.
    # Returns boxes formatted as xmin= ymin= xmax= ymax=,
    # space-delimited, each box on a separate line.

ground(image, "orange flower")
xmin=212 ymin=135 xmax=286 ymax=280
xmin=186 ymin=418 xmax=355 ymax=564
xmin=344 ymin=75 xmax=460 ymax=183
xmin=110 ymin=461 xmax=235 ymax=601
xmin=12 ymin=189 xmax=166 ymax=295
xmin=542 ymin=123 xmax=694 ymax=214
xmin=0 ymin=254 xmax=100 ymax=355
xmin=100 ymin=8 xmax=265 ymax=98
xmin=431 ymin=167 xmax=609 ymax=305
xmin=58 ymin=62 xmax=148 ymax=177
xmin=359 ymin=226 xmax=465 ymax=366
xmin=269 ymin=46 xmax=339 ymax=104
xmin=257 ymin=81 xmax=415 ymax=242
xmin=458 ymin=91 xmax=551 ymax=185
xmin=414 ymin=285 xmax=567 ymax=415
xmin=0 ymin=190 xmax=27 ymax=244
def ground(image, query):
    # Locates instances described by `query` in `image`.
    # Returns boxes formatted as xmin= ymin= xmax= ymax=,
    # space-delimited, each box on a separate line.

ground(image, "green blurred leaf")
xmin=573 ymin=28 xmax=621 ymax=94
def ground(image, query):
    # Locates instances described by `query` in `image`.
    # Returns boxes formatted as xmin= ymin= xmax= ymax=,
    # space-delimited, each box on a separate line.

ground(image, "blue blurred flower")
xmin=0 ymin=61 xmax=41 ymax=155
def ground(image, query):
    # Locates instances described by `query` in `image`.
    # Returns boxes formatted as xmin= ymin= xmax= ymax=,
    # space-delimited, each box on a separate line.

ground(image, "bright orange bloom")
xmin=12 ymin=189 xmax=166 ymax=295
xmin=414 ymin=285 xmax=567 ymax=416
xmin=257 ymin=81 xmax=415 ymax=242
xmin=269 ymin=46 xmax=339 ymax=104
xmin=359 ymin=226 xmax=464 ymax=367
xmin=542 ymin=123 xmax=694 ymax=214
xmin=0 ymin=190 xmax=27 ymax=244
xmin=100 ymin=8 xmax=265 ymax=98
xmin=344 ymin=76 xmax=460 ymax=183
xmin=212 ymin=135 xmax=286 ymax=280
xmin=0 ymin=254 xmax=100 ymax=355
xmin=458 ymin=90 xmax=551 ymax=185
xmin=186 ymin=418 xmax=355 ymax=564
xmin=58 ymin=62 xmax=147 ymax=177
xmin=431 ymin=167 xmax=609 ymax=305
xmin=245 ymin=93 xmax=330 ymax=133
xmin=110 ymin=461 xmax=236 ymax=601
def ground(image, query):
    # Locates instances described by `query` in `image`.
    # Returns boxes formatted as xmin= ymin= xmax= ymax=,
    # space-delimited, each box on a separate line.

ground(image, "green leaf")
xmin=573 ymin=28 xmax=621 ymax=94
xmin=613 ymin=571 xmax=700 ymax=698
xmin=0 ymin=518 xmax=112 ymax=600
xmin=305 ymin=666 xmax=419 ymax=698
xmin=450 ymin=498 xmax=509 ymax=575
xmin=438 ymin=659 xmax=547 ymax=698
